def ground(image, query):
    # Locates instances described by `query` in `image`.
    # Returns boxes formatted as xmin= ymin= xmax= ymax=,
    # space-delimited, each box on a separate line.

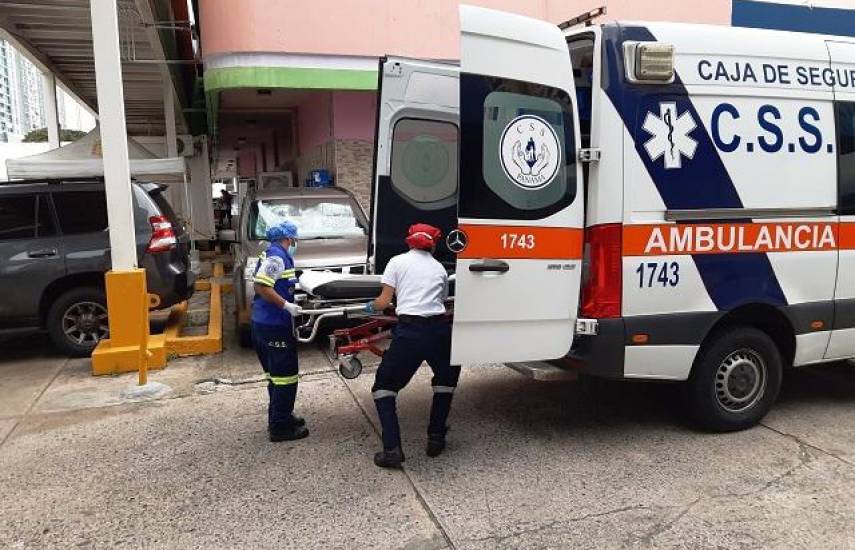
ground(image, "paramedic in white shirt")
xmin=365 ymin=223 xmax=459 ymax=468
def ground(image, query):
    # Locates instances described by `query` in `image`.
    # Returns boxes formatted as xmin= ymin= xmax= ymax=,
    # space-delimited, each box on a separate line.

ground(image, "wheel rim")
xmin=62 ymin=301 xmax=109 ymax=347
xmin=714 ymin=348 xmax=766 ymax=414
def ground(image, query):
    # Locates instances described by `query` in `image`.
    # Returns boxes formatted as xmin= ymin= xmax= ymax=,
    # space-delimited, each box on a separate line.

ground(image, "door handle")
xmin=27 ymin=248 xmax=57 ymax=258
xmin=468 ymin=259 xmax=510 ymax=273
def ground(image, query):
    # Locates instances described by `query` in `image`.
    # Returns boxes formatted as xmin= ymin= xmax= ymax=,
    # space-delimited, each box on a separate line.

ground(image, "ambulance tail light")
xmin=581 ymin=223 xmax=622 ymax=319
xmin=146 ymin=215 xmax=177 ymax=253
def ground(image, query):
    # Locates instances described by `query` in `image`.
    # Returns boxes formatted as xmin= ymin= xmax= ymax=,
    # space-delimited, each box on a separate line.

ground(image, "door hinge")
xmin=384 ymin=62 xmax=404 ymax=77
xmin=577 ymin=148 xmax=601 ymax=163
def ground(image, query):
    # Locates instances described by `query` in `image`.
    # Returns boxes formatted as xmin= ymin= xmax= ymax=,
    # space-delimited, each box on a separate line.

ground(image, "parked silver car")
xmin=232 ymin=186 xmax=369 ymax=346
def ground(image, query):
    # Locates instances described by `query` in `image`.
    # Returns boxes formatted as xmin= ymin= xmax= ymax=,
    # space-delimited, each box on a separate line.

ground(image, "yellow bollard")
xmin=91 ymin=268 xmax=163 ymax=376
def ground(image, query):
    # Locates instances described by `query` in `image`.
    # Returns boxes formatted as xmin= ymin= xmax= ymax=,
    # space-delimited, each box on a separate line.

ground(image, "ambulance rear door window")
xmin=837 ymin=101 xmax=855 ymax=214
xmin=459 ymin=74 xmax=577 ymax=221
xmin=390 ymin=118 xmax=458 ymax=211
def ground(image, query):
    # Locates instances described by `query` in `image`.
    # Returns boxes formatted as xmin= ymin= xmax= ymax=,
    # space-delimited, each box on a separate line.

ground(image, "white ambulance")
xmin=369 ymin=6 xmax=855 ymax=431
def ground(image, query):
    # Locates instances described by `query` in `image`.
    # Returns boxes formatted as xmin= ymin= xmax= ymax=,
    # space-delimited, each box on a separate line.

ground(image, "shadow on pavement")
xmin=0 ymin=316 xmax=170 ymax=364
xmin=439 ymin=361 xmax=855 ymax=436
xmin=777 ymin=361 xmax=855 ymax=405
xmin=0 ymin=333 xmax=61 ymax=362
xmin=453 ymin=370 xmax=684 ymax=432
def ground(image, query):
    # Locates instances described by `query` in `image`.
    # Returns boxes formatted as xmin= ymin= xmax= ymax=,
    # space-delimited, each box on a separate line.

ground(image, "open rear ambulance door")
xmin=452 ymin=6 xmax=584 ymax=365
xmin=371 ymin=57 xmax=459 ymax=273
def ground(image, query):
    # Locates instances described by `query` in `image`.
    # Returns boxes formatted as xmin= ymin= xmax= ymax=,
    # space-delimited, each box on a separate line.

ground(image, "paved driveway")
xmin=2 ymin=334 xmax=855 ymax=549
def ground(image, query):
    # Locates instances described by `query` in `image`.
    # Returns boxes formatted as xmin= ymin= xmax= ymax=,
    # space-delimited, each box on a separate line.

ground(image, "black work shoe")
xmin=269 ymin=424 xmax=309 ymax=442
xmin=373 ymin=447 xmax=405 ymax=468
xmin=426 ymin=436 xmax=446 ymax=458
xmin=290 ymin=414 xmax=306 ymax=428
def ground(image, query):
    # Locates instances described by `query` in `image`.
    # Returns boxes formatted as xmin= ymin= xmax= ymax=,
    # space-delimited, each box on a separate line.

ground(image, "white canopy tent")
xmin=4 ymin=127 xmax=215 ymax=241
xmin=5 ymin=127 xmax=185 ymax=181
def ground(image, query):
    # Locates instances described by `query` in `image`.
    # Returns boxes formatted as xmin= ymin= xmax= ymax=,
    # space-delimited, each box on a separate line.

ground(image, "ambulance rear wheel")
xmin=683 ymin=327 xmax=782 ymax=432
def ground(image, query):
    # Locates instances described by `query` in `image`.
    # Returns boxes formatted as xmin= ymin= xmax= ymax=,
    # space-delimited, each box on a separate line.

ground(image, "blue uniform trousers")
xmin=252 ymin=322 xmax=299 ymax=427
xmin=371 ymin=318 xmax=460 ymax=451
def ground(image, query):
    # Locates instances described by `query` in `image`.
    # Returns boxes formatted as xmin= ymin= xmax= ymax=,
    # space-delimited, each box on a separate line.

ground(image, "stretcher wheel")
xmin=338 ymin=355 xmax=363 ymax=379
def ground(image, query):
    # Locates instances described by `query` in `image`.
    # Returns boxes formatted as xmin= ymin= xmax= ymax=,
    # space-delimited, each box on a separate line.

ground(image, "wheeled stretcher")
xmin=285 ymin=271 xmax=393 ymax=379
xmin=286 ymin=270 xmax=452 ymax=379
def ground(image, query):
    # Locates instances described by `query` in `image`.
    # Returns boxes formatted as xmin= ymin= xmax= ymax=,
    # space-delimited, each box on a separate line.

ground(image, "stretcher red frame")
xmin=333 ymin=315 xmax=397 ymax=358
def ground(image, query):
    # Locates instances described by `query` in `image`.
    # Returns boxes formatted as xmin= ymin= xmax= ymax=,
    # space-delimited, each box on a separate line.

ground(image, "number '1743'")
xmin=636 ymin=262 xmax=680 ymax=288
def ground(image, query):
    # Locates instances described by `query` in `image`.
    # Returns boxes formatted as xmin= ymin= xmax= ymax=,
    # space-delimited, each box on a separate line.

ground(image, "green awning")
xmin=204 ymin=66 xmax=378 ymax=92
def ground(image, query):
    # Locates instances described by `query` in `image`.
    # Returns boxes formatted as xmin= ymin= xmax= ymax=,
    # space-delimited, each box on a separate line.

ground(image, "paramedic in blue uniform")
xmin=251 ymin=221 xmax=308 ymax=442
xmin=366 ymin=223 xmax=460 ymax=468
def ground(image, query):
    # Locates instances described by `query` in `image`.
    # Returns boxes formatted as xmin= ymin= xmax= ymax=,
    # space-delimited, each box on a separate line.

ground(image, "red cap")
xmin=405 ymin=223 xmax=442 ymax=251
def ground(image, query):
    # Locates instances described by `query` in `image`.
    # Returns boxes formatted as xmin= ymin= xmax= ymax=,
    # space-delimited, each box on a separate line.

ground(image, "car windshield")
xmin=250 ymin=197 xmax=366 ymax=240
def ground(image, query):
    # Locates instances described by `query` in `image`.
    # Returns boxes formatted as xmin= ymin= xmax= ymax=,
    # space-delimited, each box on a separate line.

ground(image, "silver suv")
xmin=232 ymin=186 xmax=369 ymax=346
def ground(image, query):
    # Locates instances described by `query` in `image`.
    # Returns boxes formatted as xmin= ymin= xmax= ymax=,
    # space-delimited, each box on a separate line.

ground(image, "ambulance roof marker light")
xmin=625 ymin=42 xmax=676 ymax=84
xmin=558 ymin=6 xmax=607 ymax=31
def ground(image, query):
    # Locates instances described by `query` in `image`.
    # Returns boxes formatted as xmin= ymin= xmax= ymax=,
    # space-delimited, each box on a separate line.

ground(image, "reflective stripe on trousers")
xmin=268 ymin=374 xmax=299 ymax=386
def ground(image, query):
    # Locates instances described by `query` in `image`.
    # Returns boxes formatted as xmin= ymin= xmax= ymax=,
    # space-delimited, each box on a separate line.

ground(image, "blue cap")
xmin=266 ymin=220 xmax=299 ymax=242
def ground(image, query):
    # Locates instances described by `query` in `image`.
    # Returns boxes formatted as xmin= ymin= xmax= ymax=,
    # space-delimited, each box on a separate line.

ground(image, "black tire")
xmin=682 ymin=327 xmax=782 ymax=432
xmin=47 ymin=287 xmax=109 ymax=358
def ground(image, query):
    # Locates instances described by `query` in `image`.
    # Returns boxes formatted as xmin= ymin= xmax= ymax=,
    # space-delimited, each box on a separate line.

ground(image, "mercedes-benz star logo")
xmin=446 ymin=229 xmax=468 ymax=254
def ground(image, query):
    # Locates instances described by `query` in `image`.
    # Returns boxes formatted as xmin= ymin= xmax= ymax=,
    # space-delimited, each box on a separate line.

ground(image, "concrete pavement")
xmin=4 ymin=330 xmax=855 ymax=548
xmin=348 ymin=365 xmax=855 ymax=548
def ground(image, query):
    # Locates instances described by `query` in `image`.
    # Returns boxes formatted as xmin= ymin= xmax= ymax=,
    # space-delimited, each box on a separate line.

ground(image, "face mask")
xmin=288 ymin=243 xmax=297 ymax=257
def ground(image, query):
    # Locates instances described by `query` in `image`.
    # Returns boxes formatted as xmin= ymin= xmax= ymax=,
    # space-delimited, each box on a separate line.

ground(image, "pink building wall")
xmin=296 ymin=92 xmax=332 ymax=154
xmin=237 ymin=149 xmax=257 ymax=178
xmin=332 ymin=92 xmax=376 ymax=141
xmin=201 ymin=0 xmax=731 ymax=60
xmin=293 ymin=91 xmax=377 ymax=155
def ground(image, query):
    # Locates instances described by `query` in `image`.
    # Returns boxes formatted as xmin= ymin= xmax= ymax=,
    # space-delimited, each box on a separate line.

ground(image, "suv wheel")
xmin=47 ymin=287 xmax=109 ymax=357
xmin=682 ymin=327 xmax=782 ymax=432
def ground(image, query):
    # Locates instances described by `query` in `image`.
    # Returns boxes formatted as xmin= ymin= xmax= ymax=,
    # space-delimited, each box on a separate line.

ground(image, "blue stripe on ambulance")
xmin=600 ymin=24 xmax=788 ymax=310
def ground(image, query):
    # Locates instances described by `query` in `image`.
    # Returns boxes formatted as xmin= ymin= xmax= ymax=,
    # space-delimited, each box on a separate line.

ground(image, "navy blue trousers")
xmin=252 ymin=322 xmax=299 ymax=427
xmin=372 ymin=319 xmax=461 ymax=451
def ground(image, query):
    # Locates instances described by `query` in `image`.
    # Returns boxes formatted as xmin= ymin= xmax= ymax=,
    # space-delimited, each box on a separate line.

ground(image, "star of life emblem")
xmin=499 ymin=115 xmax=562 ymax=190
xmin=642 ymin=102 xmax=698 ymax=170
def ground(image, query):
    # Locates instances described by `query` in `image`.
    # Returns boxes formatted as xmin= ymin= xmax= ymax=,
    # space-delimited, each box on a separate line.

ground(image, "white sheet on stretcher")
xmin=298 ymin=270 xmax=382 ymax=296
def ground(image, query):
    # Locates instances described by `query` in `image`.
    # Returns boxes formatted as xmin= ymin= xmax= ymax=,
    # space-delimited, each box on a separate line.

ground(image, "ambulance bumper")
xmin=565 ymin=318 xmax=626 ymax=379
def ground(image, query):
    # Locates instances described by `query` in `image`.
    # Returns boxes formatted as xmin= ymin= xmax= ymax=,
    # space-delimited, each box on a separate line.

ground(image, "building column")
xmin=42 ymin=72 xmax=60 ymax=149
xmin=163 ymin=83 xmax=177 ymax=157
xmin=89 ymin=0 xmax=159 ymax=377
xmin=188 ymin=137 xmax=215 ymax=240
xmin=90 ymin=0 xmax=135 ymax=269
xmin=163 ymin=83 xmax=190 ymax=227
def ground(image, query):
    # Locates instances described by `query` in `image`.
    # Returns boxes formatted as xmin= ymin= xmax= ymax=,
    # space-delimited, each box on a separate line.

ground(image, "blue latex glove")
xmin=363 ymin=301 xmax=375 ymax=314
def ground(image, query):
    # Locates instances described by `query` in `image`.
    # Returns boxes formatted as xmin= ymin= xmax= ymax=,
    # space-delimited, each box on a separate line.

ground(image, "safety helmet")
xmin=266 ymin=220 xmax=299 ymax=242
xmin=405 ymin=223 xmax=442 ymax=251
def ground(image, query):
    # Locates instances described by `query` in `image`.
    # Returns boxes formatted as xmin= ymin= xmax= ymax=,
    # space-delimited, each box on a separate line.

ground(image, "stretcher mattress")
xmin=298 ymin=270 xmax=384 ymax=300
